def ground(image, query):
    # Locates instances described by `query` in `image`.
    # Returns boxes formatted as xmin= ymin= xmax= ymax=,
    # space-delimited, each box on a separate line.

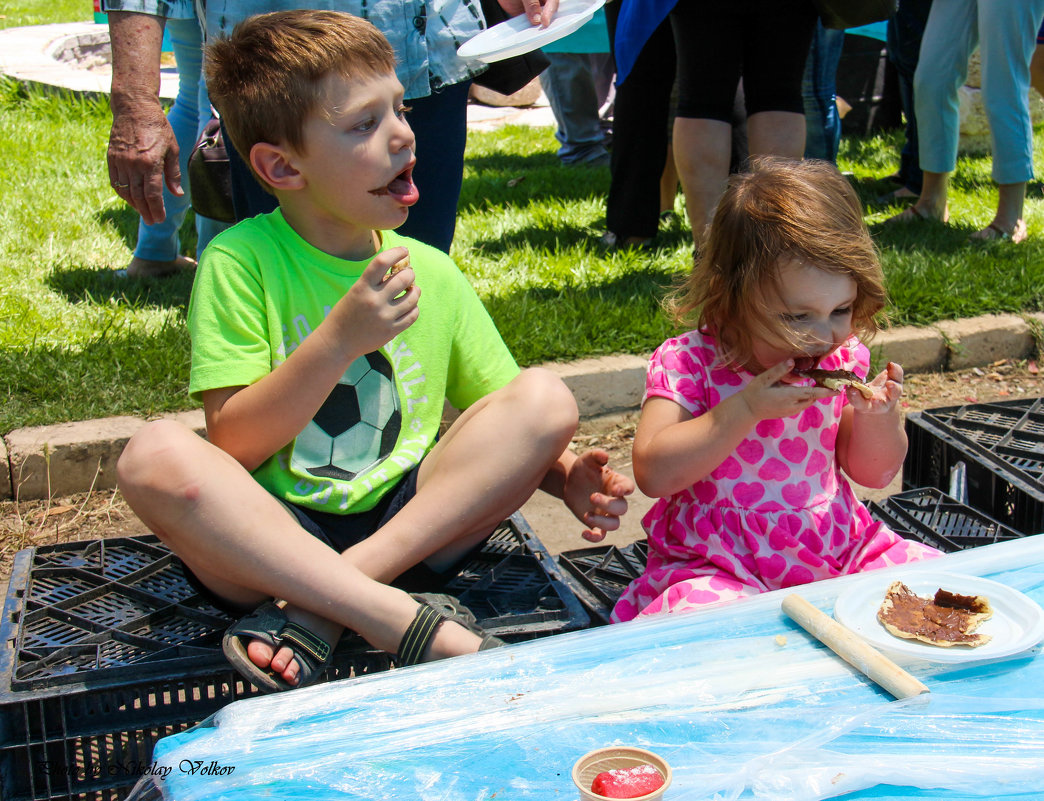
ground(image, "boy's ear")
xmin=249 ymin=142 xmax=306 ymax=191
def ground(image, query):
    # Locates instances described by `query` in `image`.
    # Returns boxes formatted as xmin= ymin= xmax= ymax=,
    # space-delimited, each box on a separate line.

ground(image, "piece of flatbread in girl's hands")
xmin=800 ymin=368 xmax=874 ymax=399
xmin=877 ymin=580 xmax=993 ymax=647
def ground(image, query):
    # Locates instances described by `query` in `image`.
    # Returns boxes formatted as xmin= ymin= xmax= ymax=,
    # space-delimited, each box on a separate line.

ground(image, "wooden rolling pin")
xmin=782 ymin=594 xmax=929 ymax=700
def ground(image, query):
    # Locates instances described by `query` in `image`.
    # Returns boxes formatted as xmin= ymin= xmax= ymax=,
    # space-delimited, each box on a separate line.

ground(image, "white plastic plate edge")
xmin=457 ymin=0 xmax=607 ymax=63
xmin=833 ymin=571 xmax=1044 ymax=663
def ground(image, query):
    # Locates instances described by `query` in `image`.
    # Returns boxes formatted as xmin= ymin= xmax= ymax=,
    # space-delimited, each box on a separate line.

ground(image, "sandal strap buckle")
xmin=280 ymin=622 xmax=332 ymax=663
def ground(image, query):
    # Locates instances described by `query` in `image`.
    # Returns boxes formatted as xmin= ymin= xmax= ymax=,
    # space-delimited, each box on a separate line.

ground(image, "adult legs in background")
xmin=1032 ymin=15 xmax=1044 ymax=98
xmin=604 ymin=0 xmax=676 ymax=245
xmin=907 ymin=0 xmax=1044 ymax=240
xmin=671 ymin=0 xmax=816 ymax=243
xmin=748 ymin=111 xmax=808 ymax=164
xmin=885 ymin=0 xmax=933 ymax=197
xmin=225 ymin=80 xmax=471 ymax=254
xmin=972 ymin=0 xmax=1044 ymax=239
xmin=128 ymin=16 xmax=204 ymax=277
xmin=672 ymin=117 xmax=732 ymax=242
xmin=802 ymin=19 xmax=845 ymax=163
xmin=905 ymin=0 xmax=977 ymax=223
xmin=541 ymin=52 xmax=611 ymax=166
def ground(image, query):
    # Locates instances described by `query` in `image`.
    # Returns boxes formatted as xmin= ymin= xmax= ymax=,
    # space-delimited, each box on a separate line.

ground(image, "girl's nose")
xmin=805 ymin=320 xmax=834 ymax=347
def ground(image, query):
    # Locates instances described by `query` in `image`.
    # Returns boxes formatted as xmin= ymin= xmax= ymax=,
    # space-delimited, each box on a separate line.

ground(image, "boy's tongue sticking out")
xmin=372 ymin=166 xmax=419 ymax=206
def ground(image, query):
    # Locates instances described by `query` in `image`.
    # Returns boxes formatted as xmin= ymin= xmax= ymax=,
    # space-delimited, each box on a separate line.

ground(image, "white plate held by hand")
xmin=457 ymin=0 xmax=606 ymax=63
xmin=833 ymin=571 xmax=1044 ymax=664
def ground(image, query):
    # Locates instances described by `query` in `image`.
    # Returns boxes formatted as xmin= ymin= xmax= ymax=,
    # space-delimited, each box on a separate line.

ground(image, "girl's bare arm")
xmin=835 ymin=362 xmax=907 ymax=488
xmin=634 ymin=360 xmax=835 ymax=498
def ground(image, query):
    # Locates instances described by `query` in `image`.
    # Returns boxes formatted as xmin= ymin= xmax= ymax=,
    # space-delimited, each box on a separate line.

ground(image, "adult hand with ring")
xmin=105 ymin=11 xmax=183 ymax=225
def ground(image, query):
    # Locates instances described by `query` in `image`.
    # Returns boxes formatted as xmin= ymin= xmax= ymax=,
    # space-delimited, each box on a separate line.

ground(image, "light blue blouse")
xmin=101 ymin=0 xmax=489 ymax=98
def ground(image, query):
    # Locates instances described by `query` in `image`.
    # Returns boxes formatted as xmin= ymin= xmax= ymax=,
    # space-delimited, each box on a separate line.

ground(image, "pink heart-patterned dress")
xmin=611 ymin=330 xmax=939 ymax=622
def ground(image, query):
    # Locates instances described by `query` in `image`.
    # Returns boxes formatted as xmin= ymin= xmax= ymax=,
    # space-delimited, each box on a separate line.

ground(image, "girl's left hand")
xmin=848 ymin=361 xmax=903 ymax=414
xmin=563 ymin=449 xmax=635 ymax=542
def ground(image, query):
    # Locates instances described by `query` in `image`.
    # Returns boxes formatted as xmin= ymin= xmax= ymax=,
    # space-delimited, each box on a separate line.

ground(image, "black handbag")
xmin=187 ymin=114 xmax=236 ymax=224
xmin=813 ymin=0 xmax=898 ymax=30
xmin=470 ymin=0 xmax=550 ymax=96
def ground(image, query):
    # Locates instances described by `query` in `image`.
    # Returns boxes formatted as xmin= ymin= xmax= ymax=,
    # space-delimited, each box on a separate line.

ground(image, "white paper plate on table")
xmin=457 ymin=0 xmax=606 ymax=63
xmin=833 ymin=571 xmax=1044 ymax=663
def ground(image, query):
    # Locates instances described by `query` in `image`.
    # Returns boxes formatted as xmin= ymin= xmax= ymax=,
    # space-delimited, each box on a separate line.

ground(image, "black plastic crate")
xmin=555 ymin=540 xmax=649 ymax=626
xmin=904 ymin=398 xmax=1044 ymax=535
xmin=868 ymin=487 xmax=1024 ymax=554
xmin=0 ymin=513 xmax=587 ymax=801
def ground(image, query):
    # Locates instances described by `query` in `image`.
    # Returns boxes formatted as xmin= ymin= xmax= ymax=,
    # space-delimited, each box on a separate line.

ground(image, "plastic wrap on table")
xmin=128 ymin=536 xmax=1044 ymax=801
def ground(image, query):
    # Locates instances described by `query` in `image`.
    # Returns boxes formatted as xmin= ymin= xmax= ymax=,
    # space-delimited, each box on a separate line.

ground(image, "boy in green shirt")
xmin=117 ymin=9 xmax=633 ymax=692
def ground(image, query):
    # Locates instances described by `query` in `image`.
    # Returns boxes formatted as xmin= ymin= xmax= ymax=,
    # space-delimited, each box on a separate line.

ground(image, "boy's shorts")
xmin=185 ymin=463 xmax=471 ymax=614
xmin=184 ymin=463 xmax=490 ymax=614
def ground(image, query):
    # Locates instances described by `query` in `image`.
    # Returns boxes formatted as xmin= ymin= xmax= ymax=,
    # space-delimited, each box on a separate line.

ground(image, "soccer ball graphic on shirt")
xmin=291 ymin=351 xmax=402 ymax=481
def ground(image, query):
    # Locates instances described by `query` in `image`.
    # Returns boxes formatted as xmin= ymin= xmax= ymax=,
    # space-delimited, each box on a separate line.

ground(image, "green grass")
xmin=0 ymin=0 xmax=91 ymax=30
xmin=845 ymin=137 xmax=1044 ymax=326
xmin=1 ymin=5 xmax=1043 ymax=432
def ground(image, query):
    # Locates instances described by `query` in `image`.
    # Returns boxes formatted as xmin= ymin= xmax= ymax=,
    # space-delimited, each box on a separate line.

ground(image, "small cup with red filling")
xmin=572 ymin=747 xmax=672 ymax=801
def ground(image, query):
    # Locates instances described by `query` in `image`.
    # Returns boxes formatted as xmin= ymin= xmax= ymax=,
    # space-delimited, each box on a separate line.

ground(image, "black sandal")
xmin=222 ymin=601 xmax=334 ymax=692
xmin=397 ymin=593 xmax=504 ymax=666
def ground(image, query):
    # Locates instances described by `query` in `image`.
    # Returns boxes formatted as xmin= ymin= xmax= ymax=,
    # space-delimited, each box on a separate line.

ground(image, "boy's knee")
xmin=117 ymin=419 xmax=198 ymax=492
xmin=511 ymin=368 xmax=579 ymax=435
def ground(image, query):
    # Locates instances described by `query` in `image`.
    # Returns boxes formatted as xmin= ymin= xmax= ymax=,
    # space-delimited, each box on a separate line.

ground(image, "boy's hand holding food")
xmin=324 ymin=246 xmax=418 ymax=357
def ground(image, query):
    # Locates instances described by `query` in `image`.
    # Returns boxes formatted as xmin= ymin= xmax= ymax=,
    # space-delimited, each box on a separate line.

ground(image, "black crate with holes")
xmin=867 ymin=487 xmax=1024 ymax=553
xmin=904 ymin=398 xmax=1044 ymax=536
xmin=0 ymin=512 xmax=586 ymax=801
xmin=555 ymin=540 xmax=649 ymax=626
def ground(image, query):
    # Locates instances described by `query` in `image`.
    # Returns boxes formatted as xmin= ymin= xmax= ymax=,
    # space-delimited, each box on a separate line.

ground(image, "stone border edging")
xmin=4 ymin=312 xmax=1041 ymax=501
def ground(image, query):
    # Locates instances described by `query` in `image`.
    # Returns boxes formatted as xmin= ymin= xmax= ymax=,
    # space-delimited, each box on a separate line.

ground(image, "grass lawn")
xmin=1 ymin=6 xmax=1043 ymax=433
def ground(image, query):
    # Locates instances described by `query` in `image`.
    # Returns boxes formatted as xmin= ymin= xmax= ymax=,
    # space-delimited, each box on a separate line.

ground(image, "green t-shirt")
xmin=188 ymin=211 xmax=519 ymax=514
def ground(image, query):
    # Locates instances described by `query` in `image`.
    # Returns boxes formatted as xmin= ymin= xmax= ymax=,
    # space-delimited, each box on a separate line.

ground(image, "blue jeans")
xmin=133 ymin=16 xmax=226 ymax=261
xmin=541 ymin=52 xmax=611 ymax=165
xmin=802 ymin=19 xmax=845 ymax=163
xmin=887 ymin=0 xmax=933 ymax=193
xmin=227 ymin=81 xmax=471 ymax=254
xmin=916 ymin=0 xmax=1044 ymax=184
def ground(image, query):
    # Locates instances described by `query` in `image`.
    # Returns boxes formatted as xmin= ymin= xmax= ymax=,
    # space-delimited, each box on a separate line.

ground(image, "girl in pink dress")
xmin=612 ymin=157 xmax=939 ymax=622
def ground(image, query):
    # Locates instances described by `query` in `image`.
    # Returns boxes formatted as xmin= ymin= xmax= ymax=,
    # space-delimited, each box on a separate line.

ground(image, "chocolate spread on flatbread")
xmin=877 ymin=581 xmax=993 ymax=647
xmin=799 ymin=368 xmax=874 ymax=399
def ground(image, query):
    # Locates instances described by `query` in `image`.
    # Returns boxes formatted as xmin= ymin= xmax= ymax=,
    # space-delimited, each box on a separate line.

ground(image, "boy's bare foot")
xmin=125 ymin=254 xmax=197 ymax=278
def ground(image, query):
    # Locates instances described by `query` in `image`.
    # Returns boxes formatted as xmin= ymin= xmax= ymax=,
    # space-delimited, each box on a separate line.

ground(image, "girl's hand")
xmin=847 ymin=361 xmax=903 ymax=415
xmin=562 ymin=449 xmax=634 ymax=543
xmin=740 ymin=360 xmax=835 ymax=421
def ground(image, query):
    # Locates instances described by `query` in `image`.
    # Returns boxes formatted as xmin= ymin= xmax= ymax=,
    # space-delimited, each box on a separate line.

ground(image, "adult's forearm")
xmin=108 ymin=11 xmax=164 ymax=111
xmin=106 ymin=11 xmax=180 ymax=224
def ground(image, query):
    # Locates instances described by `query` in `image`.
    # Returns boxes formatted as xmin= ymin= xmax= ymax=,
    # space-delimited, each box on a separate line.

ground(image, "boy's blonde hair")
xmin=205 ymin=10 xmax=397 ymax=185
xmin=668 ymin=156 xmax=886 ymax=369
